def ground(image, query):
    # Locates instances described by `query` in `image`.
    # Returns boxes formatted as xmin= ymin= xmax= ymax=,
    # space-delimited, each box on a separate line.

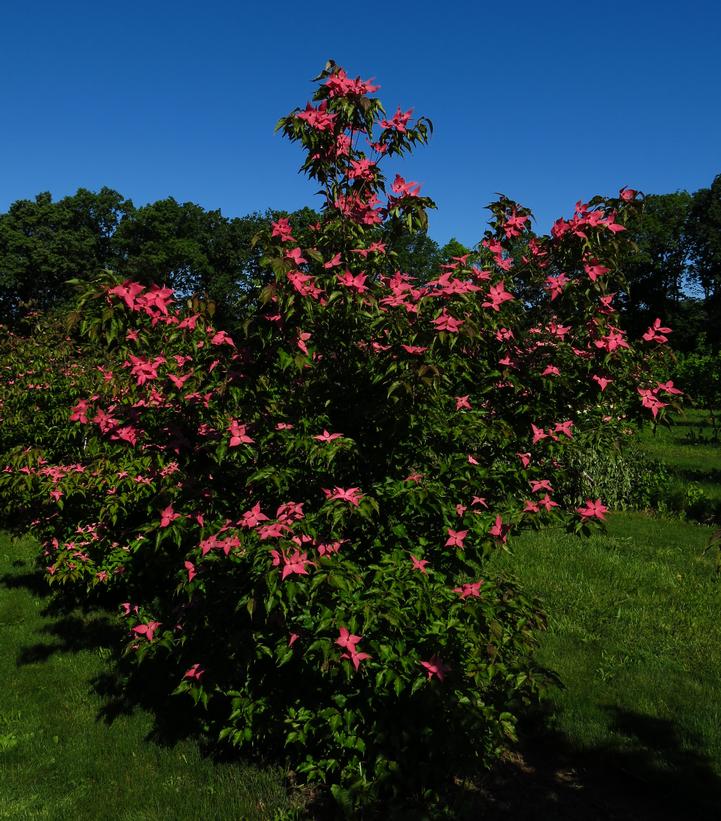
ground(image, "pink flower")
xmin=184 ymin=663 xmax=204 ymax=681
xmin=184 ymin=560 xmax=196 ymax=582
xmin=529 ymin=479 xmax=553 ymax=493
xmin=421 ymin=654 xmax=450 ymax=682
xmin=432 ymin=310 xmax=464 ymax=333
xmin=577 ymin=499 xmax=608 ymax=521
xmin=229 ymin=420 xmax=254 ymax=447
xmin=336 ymin=627 xmax=371 ymax=670
xmin=160 ymin=505 xmax=181 ymax=528
xmin=314 ymin=429 xmax=343 ymax=442
xmin=270 ymin=548 xmax=316 ymax=580
xmin=643 ymin=318 xmax=672 ymax=343
xmin=132 ymin=621 xmax=162 ymax=641
xmin=593 ymin=375 xmax=612 ymax=391
xmin=239 ymin=502 xmax=269 ymax=528
xmin=323 ymin=486 xmax=364 ymax=506
xmin=285 ymin=247 xmax=307 ymax=265
xmin=531 ymin=424 xmax=548 ymax=445
xmin=210 ymin=330 xmax=235 ymax=347
xmin=453 ymin=580 xmax=483 ymax=599
xmin=445 ymin=529 xmax=467 ymax=548
xmin=554 ymin=420 xmax=574 ymax=439
xmin=482 ymin=281 xmax=514 ymax=311
xmin=271 ymin=217 xmax=294 ymax=242
xmin=584 ymin=260 xmax=610 ymax=282
xmin=517 ymin=452 xmax=532 ymax=469
xmin=410 ymin=554 xmax=429 ymax=573
xmin=455 ymin=395 xmax=472 ymax=411
xmin=489 ymin=515 xmax=510 ymax=543
xmin=336 ymin=270 xmax=368 ymax=293
xmin=380 ymin=106 xmax=413 ymax=132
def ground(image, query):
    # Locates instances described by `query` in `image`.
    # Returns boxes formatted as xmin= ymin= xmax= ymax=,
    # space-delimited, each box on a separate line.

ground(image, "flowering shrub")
xmin=0 ymin=63 xmax=681 ymax=809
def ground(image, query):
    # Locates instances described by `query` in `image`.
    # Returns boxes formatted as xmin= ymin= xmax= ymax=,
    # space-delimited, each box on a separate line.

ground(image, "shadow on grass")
xmin=4 ymin=562 xmax=721 ymax=819
xmin=444 ymin=707 xmax=721 ymax=821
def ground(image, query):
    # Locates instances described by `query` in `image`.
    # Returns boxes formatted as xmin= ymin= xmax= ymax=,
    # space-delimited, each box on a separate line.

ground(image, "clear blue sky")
xmin=1 ymin=1 xmax=719 ymax=246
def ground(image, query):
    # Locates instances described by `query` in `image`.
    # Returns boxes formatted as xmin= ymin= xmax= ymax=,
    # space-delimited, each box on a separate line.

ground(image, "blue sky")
xmin=1 ymin=1 xmax=719 ymax=246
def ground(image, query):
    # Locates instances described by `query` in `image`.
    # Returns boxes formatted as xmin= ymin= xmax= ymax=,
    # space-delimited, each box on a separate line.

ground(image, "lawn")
xmin=0 ymin=533 xmax=296 ymax=821
xmin=487 ymin=511 xmax=721 ymax=819
xmin=638 ymin=408 xmax=721 ymax=513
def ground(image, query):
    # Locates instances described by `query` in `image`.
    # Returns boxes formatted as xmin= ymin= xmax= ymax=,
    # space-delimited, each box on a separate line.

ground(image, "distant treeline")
xmin=1 ymin=175 xmax=720 ymax=350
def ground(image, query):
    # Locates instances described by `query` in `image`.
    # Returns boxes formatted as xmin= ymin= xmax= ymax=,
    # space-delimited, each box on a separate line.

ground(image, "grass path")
xmin=0 ymin=534 xmax=294 ymax=821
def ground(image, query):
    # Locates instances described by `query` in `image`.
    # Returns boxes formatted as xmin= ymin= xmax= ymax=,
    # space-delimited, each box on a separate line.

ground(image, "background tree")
xmin=618 ymin=191 xmax=700 ymax=350
xmin=0 ymin=188 xmax=132 ymax=321
xmin=687 ymin=174 xmax=721 ymax=350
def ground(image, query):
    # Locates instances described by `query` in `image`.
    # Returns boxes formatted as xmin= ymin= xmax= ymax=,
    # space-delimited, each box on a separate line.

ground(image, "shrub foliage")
xmin=0 ymin=63 xmax=681 ymax=808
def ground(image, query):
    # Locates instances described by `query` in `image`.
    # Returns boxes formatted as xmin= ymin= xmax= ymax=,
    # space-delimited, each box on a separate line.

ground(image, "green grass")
xmin=0 ymin=533 xmax=296 ymax=821
xmin=490 ymin=511 xmax=721 ymax=813
xmin=638 ymin=408 xmax=721 ymax=505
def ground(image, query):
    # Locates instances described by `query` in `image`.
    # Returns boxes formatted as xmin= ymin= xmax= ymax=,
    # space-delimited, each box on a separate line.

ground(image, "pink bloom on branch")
xmin=410 ymin=554 xmax=429 ymax=573
xmin=577 ymin=499 xmax=608 ymax=521
xmin=483 ymin=281 xmax=514 ymax=312
xmin=390 ymin=174 xmax=421 ymax=198
xmin=160 ymin=505 xmax=181 ymax=528
xmin=313 ymin=429 xmax=343 ymax=442
xmin=489 ymin=515 xmax=510 ymax=543
xmin=323 ymin=67 xmax=379 ymax=97
xmin=593 ymin=375 xmax=612 ymax=391
xmin=432 ymin=310 xmax=464 ymax=333
xmin=323 ymin=487 xmax=364 ymax=506
xmin=544 ymin=273 xmax=569 ymax=300
xmin=642 ymin=318 xmax=672 ymax=343
xmin=210 ymin=330 xmax=235 ymax=347
xmin=455 ymin=395 xmax=471 ymax=411
xmin=657 ymin=380 xmax=683 ymax=396
xmin=132 ymin=621 xmax=161 ymax=642
xmin=467 ymin=454 xmax=479 ymax=465
xmin=584 ymin=260 xmax=610 ymax=282
xmin=517 ymin=452 xmax=532 ymax=469
xmin=421 ymin=654 xmax=450 ymax=682
xmin=323 ymin=253 xmax=342 ymax=269
xmin=184 ymin=663 xmax=204 ymax=681
xmin=271 ymin=217 xmax=294 ymax=242
xmin=445 ymin=529 xmax=468 ymax=548
xmin=296 ymin=100 xmax=336 ymax=131
xmin=336 ymin=271 xmax=368 ymax=293
xmin=270 ymin=548 xmax=316 ymax=580
xmin=453 ymin=580 xmax=484 ymax=600
xmin=554 ymin=420 xmax=574 ymax=439
xmin=336 ymin=626 xmax=371 ymax=671
xmin=531 ymin=424 xmax=548 ymax=445
xmin=638 ymin=388 xmax=668 ymax=418
xmin=530 ymin=479 xmax=553 ymax=493
xmin=184 ymin=561 xmax=196 ymax=582
xmin=285 ymin=247 xmax=307 ymax=265
xmin=239 ymin=502 xmax=269 ymax=528
xmin=380 ymin=106 xmax=413 ymax=132
xmin=229 ymin=420 xmax=254 ymax=447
